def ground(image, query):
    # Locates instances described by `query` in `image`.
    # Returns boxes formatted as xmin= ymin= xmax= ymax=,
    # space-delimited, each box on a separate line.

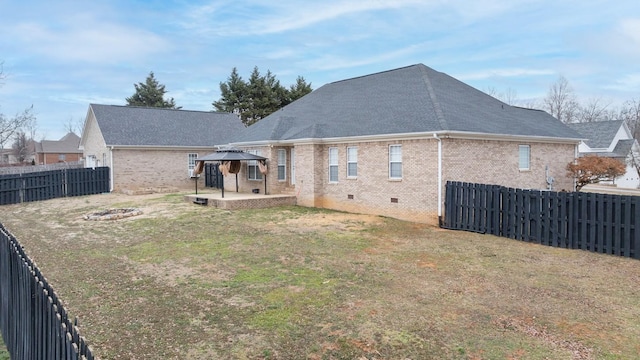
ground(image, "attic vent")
xmin=391 ymin=197 xmax=398 ymax=203
xmin=347 ymin=194 xmax=354 ymax=199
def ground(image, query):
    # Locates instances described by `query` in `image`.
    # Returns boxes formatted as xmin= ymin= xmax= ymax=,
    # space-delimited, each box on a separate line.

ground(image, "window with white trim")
xmin=247 ymin=150 xmax=263 ymax=180
xmin=389 ymin=145 xmax=402 ymax=179
xmin=277 ymin=149 xmax=286 ymax=181
xmin=329 ymin=147 xmax=338 ymax=183
xmin=347 ymin=147 xmax=357 ymax=178
xmin=188 ymin=153 xmax=198 ymax=176
xmin=519 ymin=145 xmax=530 ymax=170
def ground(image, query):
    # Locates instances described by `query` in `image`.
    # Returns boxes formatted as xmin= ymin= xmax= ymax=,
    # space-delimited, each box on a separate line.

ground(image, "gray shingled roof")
xmin=90 ymin=104 xmax=245 ymax=147
xmin=567 ymin=120 xmax=624 ymax=149
xmin=231 ymin=64 xmax=581 ymax=143
xmin=39 ymin=132 xmax=82 ymax=153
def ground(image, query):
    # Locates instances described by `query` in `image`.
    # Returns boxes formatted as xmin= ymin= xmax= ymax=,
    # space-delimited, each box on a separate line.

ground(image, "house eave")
xmin=106 ymin=145 xmax=219 ymax=151
xmin=230 ymin=131 xmax=582 ymax=147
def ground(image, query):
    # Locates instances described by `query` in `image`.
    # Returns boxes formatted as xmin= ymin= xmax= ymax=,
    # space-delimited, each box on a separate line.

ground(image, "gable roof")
xmin=567 ymin=120 xmax=625 ymax=149
xmin=612 ymin=139 xmax=636 ymax=157
xmin=39 ymin=132 xmax=82 ymax=153
xmin=231 ymin=64 xmax=581 ymax=144
xmin=87 ymin=104 xmax=245 ymax=147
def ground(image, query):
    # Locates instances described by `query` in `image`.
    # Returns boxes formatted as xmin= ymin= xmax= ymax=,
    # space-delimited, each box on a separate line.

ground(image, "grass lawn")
xmin=1 ymin=192 xmax=639 ymax=359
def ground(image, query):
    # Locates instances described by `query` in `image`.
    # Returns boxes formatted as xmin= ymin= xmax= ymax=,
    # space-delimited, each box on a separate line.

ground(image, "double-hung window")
xmin=247 ymin=150 xmax=262 ymax=180
xmin=347 ymin=147 xmax=357 ymax=178
xmin=328 ymin=147 xmax=338 ymax=183
xmin=389 ymin=145 xmax=402 ymax=179
xmin=519 ymin=145 xmax=530 ymax=170
xmin=277 ymin=149 xmax=286 ymax=181
xmin=188 ymin=153 xmax=198 ymax=177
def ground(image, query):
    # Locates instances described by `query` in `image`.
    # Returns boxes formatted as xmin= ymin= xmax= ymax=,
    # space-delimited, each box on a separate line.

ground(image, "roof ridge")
xmin=329 ymin=64 xmax=423 ymax=85
xmin=90 ymin=103 xmax=230 ymax=115
xmin=418 ymin=66 xmax=448 ymax=130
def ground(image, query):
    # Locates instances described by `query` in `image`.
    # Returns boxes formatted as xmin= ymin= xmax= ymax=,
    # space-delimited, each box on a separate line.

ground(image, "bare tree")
xmin=577 ymin=97 xmax=610 ymax=123
xmin=63 ymin=116 xmax=84 ymax=135
xmin=0 ymin=106 xmax=36 ymax=150
xmin=619 ymin=98 xmax=640 ymax=141
xmin=484 ymin=86 xmax=518 ymax=105
xmin=543 ymin=76 xmax=580 ymax=123
xmin=0 ymin=61 xmax=38 ymax=152
xmin=11 ymin=131 xmax=33 ymax=163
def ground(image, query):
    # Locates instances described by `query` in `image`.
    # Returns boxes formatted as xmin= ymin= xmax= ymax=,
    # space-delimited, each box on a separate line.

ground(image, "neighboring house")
xmin=79 ymin=104 xmax=245 ymax=192
xmin=226 ymin=64 xmax=582 ymax=224
xmin=35 ymin=132 xmax=82 ymax=165
xmin=1 ymin=140 xmax=37 ymax=165
xmin=568 ymin=120 xmax=640 ymax=189
xmin=0 ymin=148 xmax=16 ymax=164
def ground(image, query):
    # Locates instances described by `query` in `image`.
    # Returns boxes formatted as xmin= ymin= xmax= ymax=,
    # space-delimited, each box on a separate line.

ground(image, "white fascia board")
xmin=107 ymin=145 xmax=218 ymax=151
xmin=230 ymin=131 xmax=582 ymax=146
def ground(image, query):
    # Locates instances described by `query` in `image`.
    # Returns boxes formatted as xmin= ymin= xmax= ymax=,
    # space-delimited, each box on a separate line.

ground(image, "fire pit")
xmin=83 ymin=208 xmax=143 ymax=221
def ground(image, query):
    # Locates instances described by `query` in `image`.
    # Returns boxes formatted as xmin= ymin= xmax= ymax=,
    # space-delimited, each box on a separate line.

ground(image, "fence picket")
xmin=0 ymin=167 xmax=109 ymax=205
xmin=0 ymin=223 xmax=95 ymax=359
xmin=443 ymin=181 xmax=640 ymax=260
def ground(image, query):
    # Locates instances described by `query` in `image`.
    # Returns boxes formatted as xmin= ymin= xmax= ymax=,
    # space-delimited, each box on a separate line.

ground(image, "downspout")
xmin=109 ymin=146 xmax=114 ymax=192
xmin=433 ymin=133 xmax=443 ymax=223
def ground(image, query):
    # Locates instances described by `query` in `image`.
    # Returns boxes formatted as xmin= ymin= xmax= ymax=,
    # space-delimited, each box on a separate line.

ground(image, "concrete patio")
xmin=183 ymin=190 xmax=297 ymax=210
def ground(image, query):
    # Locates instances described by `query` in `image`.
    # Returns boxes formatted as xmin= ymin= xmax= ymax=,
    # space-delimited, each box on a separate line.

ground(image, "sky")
xmin=0 ymin=0 xmax=639 ymax=141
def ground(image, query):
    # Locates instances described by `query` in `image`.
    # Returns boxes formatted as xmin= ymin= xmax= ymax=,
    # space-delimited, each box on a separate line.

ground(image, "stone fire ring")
xmin=84 ymin=208 xmax=143 ymax=221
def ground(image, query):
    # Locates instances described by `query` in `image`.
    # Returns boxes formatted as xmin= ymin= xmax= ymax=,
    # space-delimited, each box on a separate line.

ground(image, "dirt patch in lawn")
xmin=1 ymin=192 xmax=639 ymax=359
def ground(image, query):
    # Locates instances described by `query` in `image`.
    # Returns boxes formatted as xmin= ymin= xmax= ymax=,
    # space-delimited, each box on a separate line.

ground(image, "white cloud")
xmin=616 ymin=18 xmax=640 ymax=53
xmin=458 ymin=68 xmax=555 ymax=81
xmin=605 ymin=73 xmax=640 ymax=92
xmin=9 ymin=20 xmax=169 ymax=64
xmin=182 ymin=0 xmax=431 ymax=36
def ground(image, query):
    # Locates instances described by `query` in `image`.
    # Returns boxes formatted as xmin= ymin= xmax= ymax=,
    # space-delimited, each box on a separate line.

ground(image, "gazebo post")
xmin=236 ymin=173 xmax=239 ymax=192
xmin=221 ymin=171 xmax=225 ymax=198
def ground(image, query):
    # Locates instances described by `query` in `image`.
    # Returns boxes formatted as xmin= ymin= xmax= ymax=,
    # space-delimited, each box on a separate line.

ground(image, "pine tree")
xmin=126 ymin=72 xmax=179 ymax=109
xmin=213 ymin=67 xmax=312 ymax=127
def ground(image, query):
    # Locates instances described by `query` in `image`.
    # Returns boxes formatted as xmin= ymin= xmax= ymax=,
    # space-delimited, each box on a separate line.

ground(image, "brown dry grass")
xmin=1 ymin=192 xmax=639 ymax=359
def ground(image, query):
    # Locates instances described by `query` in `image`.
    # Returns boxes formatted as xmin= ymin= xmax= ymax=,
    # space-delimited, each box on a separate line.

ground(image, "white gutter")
xmin=230 ymin=130 xmax=582 ymax=147
xmin=109 ymin=146 xmax=114 ymax=192
xmin=433 ymin=133 xmax=443 ymax=218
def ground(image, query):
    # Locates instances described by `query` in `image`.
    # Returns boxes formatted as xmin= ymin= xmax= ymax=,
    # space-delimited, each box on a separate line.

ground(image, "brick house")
xmin=79 ymin=104 xmax=244 ymax=192
xmin=568 ymin=120 xmax=640 ymax=189
xmin=35 ymin=132 xmax=82 ymax=164
xmin=226 ymin=64 xmax=582 ymax=224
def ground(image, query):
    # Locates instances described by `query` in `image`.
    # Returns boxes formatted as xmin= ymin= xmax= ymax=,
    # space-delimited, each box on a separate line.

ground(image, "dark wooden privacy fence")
xmin=442 ymin=181 xmax=640 ymax=259
xmin=0 ymin=222 xmax=95 ymax=359
xmin=0 ymin=167 xmax=109 ymax=205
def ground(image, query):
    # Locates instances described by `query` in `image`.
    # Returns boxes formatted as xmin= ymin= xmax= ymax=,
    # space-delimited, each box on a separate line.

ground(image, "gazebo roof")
xmin=196 ymin=148 xmax=266 ymax=162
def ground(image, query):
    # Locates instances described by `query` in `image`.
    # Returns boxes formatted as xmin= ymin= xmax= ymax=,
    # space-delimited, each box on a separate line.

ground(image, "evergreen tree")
xmin=213 ymin=67 xmax=312 ymax=127
xmin=284 ymin=76 xmax=313 ymax=106
xmin=126 ymin=72 xmax=179 ymax=109
xmin=213 ymin=67 xmax=248 ymax=118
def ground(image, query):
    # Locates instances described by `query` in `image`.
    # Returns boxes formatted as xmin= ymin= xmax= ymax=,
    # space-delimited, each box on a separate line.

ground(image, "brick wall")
xmin=442 ymin=138 xmax=576 ymax=192
xmin=295 ymin=140 xmax=440 ymax=224
xmin=112 ymin=149 xmax=213 ymax=192
xmin=41 ymin=153 xmax=81 ymax=164
xmin=237 ymin=138 xmax=577 ymax=224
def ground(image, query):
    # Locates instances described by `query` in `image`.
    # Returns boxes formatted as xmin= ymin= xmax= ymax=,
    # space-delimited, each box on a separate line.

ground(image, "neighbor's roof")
xmin=39 ymin=132 xmax=82 ymax=153
xmin=88 ymin=104 xmax=245 ymax=147
xmin=231 ymin=64 xmax=581 ymax=143
xmin=600 ymin=139 xmax=638 ymax=158
xmin=567 ymin=120 xmax=625 ymax=149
